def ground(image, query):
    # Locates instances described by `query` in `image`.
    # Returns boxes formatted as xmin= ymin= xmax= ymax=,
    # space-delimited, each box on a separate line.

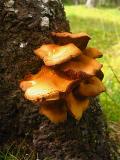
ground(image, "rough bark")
xmin=0 ymin=0 xmax=118 ymax=159
xmin=33 ymin=98 xmax=117 ymax=160
xmin=0 ymin=0 xmax=69 ymax=143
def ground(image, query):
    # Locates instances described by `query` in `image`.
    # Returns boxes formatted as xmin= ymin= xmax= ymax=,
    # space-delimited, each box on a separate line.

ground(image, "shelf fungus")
xmin=20 ymin=31 xmax=105 ymax=123
xmin=51 ymin=32 xmax=91 ymax=50
xmin=56 ymin=54 xmax=102 ymax=79
xmin=39 ymin=101 xmax=67 ymax=123
xmin=34 ymin=43 xmax=82 ymax=66
xmin=20 ymin=66 xmax=79 ymax=102
xmin=83 ymin=47 xmax=103 ymax=58
xmin=65 ymin=92 xmax=89 ymax=120
xmin=75 ymin=76 xmax=105 ymax=97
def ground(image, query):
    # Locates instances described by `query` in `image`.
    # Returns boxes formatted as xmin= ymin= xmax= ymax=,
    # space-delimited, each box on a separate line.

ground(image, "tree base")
xmin=33 ymin=98 xmax=118 ymax=160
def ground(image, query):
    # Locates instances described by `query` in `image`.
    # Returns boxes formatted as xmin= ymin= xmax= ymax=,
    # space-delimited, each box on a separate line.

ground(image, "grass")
xmin=65 ymin=5 xmax=120 ymax=50
xmin=65 ymin=5 xmax=120 ymax=122
xmin=0 ymin=139 xmax=36 ymax=160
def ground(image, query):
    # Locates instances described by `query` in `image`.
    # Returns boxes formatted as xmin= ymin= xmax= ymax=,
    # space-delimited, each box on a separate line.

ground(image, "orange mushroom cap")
xmin=20 ymin=66 xmax=79 ymax=102
xmin=34 ymin=43 xmax=82 ymax=66
xmin=56 ymin=54 xmax=102 ymax=80
xmin=83 ymin=47 xmax=103 ymax=58
xmin=65 ymin=92 xmax=89 ymax=120
xmin=51 ymin=32 xmax=91 ymax=50
xmin=39 ymin=101 xmax=67 ymax=123
xmin=20 ymin=70 xmax=42 ymax=91
xmin=75 ymin=76 xmax=105 ymax=97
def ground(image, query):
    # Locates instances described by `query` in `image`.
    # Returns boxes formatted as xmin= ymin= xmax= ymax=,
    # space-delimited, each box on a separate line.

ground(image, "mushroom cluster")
xmin=20 ymin=32 xmax=105 ymax=123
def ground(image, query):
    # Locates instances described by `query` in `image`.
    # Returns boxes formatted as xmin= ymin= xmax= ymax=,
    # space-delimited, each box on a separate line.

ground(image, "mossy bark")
xmin=0 ymin=0 xmax=118 ymax=159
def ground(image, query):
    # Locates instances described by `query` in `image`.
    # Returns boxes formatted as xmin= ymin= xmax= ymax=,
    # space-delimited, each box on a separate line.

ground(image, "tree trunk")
xmin=99 ymin=0 xmax=106 ymax=6
xmin=0 ymin=0 xmax=118 ymax=159
xmin=0 ymin=0 xmax=69 ymax=143
xmin=73 ymin=0 xmax=80 ymax=5
xmin=115 ymin=0 xmax=120 ymax=6
xmin=86 ymin=0 xmax=97 ymax=7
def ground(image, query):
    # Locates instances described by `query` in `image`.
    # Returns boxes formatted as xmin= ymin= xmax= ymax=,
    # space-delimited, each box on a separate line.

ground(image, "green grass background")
xmin=65 ymin=5 xmax=120 ymax=122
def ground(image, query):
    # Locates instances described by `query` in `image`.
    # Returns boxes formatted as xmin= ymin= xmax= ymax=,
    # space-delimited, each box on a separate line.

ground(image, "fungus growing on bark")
xmin=20 ymin=70 xmax=42 ymax=91
xmin=65 ymin=92 xmax=89 ymax=120
xmin=34 ymin=43 xmax=82 ymax=66
xmin=51 ymin=32 xmax=91 ymax=50
xmin=83 ymin=47 xmax=103 ymax=58
xmin=20 ymin=31 xmax=105 ymax=123
xmin=39 ymin=101 xmax=67 ymax=123
xmin=56 ymin=54 xmax=102 ymax=79
xmin=20 ymin=66 xmax=79 ymax=102
xmin=75 ymin=76 xmax=105 ymax=97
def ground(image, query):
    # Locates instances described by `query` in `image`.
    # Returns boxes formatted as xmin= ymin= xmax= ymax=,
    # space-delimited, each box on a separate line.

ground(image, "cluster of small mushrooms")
xmin=20 ymin=32 xmax=105 ymax=123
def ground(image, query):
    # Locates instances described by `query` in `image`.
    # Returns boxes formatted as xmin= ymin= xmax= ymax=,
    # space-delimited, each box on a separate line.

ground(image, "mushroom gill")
xmin=96 ymin=70 xmax=104 ymax=80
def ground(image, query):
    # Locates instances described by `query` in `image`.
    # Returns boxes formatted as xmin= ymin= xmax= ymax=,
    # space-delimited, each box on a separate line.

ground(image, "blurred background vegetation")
xmin=63 ymin=0 xmax=120 ymax=122
xmin=63 ymin=0 xmax=120 ymax=7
